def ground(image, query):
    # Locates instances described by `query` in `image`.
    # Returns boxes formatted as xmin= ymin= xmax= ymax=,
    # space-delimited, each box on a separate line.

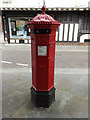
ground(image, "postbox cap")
xmin=28 ymin=5 xmax=60 ymax=25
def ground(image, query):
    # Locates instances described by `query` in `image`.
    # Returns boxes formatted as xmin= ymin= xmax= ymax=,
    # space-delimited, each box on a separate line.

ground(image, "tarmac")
xmin=0 ymin=43 xmax=89 ymax=119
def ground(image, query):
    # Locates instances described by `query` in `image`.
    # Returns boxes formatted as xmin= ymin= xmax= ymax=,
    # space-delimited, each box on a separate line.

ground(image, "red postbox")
xmin=27 ymin=6 xmax=60 ymax=107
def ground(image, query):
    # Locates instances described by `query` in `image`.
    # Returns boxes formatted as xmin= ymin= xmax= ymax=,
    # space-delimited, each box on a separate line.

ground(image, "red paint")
xmin=27 ymin=6 xmax=60 ymax=91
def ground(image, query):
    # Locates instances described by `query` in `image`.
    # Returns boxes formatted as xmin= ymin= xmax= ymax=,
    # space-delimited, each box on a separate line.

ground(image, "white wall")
xmin=88 ymin=1 xmax=90 ymax=7
xmin=0 ymin=0 xmax=89 ymax=8
xmin=80 ymin=34 xmax=88 ymax=43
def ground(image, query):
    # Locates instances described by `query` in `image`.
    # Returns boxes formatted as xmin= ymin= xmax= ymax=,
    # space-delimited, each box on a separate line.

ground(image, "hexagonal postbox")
xmin=27 ymin=6 xmax=60 ymax=107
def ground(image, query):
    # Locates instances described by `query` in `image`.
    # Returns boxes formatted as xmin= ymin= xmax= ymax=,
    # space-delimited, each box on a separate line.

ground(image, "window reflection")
xmin=9 ymin=17 xmax=32 ymax=39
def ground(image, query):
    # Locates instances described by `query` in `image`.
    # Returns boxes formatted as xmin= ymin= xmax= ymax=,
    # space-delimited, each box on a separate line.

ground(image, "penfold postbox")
xmin=27 ymin=6 xmax=60 ymax=107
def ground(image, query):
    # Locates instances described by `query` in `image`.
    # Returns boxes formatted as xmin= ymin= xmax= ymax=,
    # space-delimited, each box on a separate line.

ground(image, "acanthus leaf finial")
xmin=42 ymin=5 xmax=45 ymax=14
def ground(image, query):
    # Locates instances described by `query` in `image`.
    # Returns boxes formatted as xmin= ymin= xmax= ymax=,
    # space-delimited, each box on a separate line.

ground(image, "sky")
xmin=0 ymin=0 xmax=90 ymax=8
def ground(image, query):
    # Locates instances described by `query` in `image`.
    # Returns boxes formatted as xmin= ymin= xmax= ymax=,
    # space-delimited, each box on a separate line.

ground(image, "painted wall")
xmin=0 ymin=0 xmax=89 ymax=8
xmin=88 ymin=1 xmax=90 ymax=7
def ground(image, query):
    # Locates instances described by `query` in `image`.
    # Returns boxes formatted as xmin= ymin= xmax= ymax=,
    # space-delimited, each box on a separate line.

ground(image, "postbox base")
xmin=31 ymin=87 xmax=55 ymax=108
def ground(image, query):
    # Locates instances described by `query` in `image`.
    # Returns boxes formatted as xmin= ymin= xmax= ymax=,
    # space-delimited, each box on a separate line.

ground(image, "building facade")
xmin=0 ymin=0 xmax=90 ymax=43
xmin=0 ymin=10 xmax=4 ymax=43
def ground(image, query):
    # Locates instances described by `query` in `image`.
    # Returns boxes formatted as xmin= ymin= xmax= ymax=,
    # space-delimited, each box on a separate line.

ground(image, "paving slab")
xmin=62 ymin=96 xmax=88 ymax=118
xmin=2 ymin=82 xmax=17 ymax=99
xmin=2 ymin=71 xmax=88 ymax=118
xmin=2 ymin=90 xmax=30 ymax=116
xmin=2 ymin=72 xmax=19 ymax=82
xmin=11 ymin=86 xmax=88 ymax=118
xmin=10 ymin=74 xmax=88 ymax=118
xmin=2 ymin=109 xmax=12 ymax=118
xmin=12 ymin=90 xmax=70 ymax=118
xmin=55 ymin=74 xmax=88 ymax=100
xmin=3 ymin=73 xmax=32 ymax=94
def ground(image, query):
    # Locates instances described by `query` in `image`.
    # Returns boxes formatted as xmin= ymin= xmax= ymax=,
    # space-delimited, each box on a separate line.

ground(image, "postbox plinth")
xmin=31 ymin=87 xmax=55 ymax=107
xmin=28 ymin=6 xmax=60 ymax=107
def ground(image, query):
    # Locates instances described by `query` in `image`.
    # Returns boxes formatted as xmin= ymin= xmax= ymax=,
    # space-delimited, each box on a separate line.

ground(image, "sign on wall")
xmin=2 ymin=0 xmax=11 ymax=4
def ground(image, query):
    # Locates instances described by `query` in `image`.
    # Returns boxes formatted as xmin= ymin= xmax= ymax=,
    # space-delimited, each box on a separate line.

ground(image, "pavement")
xmin=0 ymin=43 xmax=89 ymax=118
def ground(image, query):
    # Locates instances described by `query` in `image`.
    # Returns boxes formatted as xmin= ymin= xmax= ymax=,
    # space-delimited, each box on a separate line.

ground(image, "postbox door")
xmin=36 ymin=44 xmax=49 ymax=91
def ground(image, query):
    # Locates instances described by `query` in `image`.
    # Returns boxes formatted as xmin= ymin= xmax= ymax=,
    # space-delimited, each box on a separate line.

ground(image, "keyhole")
xmin=37 ymin=30 xmax=39 ymax=33
xmin=50 ymin=44 xmax=52 ymax=47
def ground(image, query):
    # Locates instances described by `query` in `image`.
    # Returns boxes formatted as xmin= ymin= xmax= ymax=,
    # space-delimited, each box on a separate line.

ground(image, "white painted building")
xmin=0 ymin=0 xmax=89 ymax=8
xmin=0 ymin=0 xmax=90 ymax=44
